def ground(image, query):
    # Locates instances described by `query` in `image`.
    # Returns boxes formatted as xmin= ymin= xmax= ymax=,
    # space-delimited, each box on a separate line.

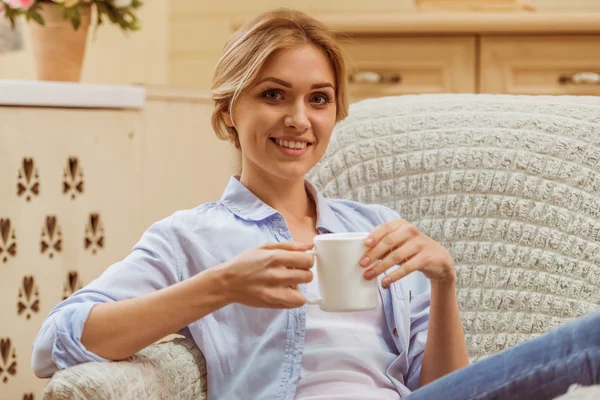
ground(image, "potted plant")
xmin=1 ymin=0 xmax=142 ymax=82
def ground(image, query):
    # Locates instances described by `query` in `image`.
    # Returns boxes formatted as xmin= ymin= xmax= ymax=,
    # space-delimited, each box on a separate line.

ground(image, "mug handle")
xmin=305 ymin=249 xmax=322 ymax=305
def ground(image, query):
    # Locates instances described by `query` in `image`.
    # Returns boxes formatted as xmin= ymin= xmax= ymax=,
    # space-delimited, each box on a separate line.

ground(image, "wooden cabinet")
xmin=341 ymin=37 xmax=476 ymax=101
xmin=0 ymin=107 xmax=142 ymax=398
xmin=321 ymin=11 xmax=600 ymax=97
xmin=0 ymin=85 xmax=236 ymax=399
xmin=480 ymin=36 xmax=600 ymax=95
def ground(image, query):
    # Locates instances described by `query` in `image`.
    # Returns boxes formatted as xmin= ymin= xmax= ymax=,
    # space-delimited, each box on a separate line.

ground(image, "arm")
xmin=31 ymin=218 xmax=314 ymax=378
xmin=31 ymin=219 xmax=194 ymax=377
xmin=357 ymin=207 xmax=468 ymax=388
xmin=80 ymin=239 xmax=316 ymax=361
xmin=80 ymin=266 xmax=229 ymax=361
xmin=419 ymin=278 xmax=468 ymax=386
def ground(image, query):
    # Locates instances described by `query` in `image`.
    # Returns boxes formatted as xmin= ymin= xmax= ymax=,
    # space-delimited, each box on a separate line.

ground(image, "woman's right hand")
xmin=218 ymin=241 xmax=315 ymax=309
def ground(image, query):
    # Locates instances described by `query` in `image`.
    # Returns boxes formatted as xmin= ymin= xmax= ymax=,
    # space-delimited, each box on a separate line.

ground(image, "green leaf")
xmin=55 ymin=3 xmax=83 ymax=30
xmin=4 ymin=7 xmax=21 ymax=29
xmin=4 ymin=0 xmax=144 ymax=33
xmin=29 ymin=11 xmax=45 ymax=26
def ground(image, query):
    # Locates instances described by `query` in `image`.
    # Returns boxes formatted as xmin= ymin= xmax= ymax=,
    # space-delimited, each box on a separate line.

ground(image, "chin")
xmin=270 ymin=162 xmax=313 ymax=180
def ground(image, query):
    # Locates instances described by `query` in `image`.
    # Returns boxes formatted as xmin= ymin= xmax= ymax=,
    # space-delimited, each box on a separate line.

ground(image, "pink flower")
xmin=7 ymin=0 xmax=35 ymax=10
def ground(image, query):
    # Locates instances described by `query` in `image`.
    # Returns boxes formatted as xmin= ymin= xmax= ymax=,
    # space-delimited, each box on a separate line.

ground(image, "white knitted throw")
xmin=307 ymin=94 xmax=600 ymax=362
xmin=43 ymin=337 xmax=207 ymax=400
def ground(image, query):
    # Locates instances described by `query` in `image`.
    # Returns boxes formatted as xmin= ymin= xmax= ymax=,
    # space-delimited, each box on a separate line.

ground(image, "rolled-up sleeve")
xmin=31 ymin=219 xmax=180 ymax=378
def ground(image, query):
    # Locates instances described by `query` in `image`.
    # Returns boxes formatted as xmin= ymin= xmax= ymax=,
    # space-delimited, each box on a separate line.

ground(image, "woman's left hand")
xmin=360 ymin=219 xmax=455 ymax=287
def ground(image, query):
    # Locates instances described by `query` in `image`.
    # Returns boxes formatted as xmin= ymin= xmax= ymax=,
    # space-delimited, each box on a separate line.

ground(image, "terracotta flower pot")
xmin=28 ymin=3 xmax=91 ymax=82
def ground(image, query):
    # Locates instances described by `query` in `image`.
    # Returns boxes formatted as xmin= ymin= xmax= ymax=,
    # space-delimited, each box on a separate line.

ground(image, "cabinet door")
xmin=0 ymin=106 xmax=141 ymax=398
xmin=480 ymin=36 xmax=600 ymax=95
xmin=341 ymin=36 xmax=476 ymax=102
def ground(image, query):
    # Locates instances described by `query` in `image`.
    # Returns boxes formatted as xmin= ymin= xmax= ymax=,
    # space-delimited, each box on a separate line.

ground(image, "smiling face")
xmin=222 ymin=44 xmax=338 ymax=183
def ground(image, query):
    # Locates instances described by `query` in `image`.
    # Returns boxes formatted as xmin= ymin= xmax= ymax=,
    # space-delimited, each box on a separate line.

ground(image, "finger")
xmin=380 ymin=253 xmax=425 ymax=287
xmin=264 ymin=249 xmax=315 ymax=270
xmin=262 ymin=241 xmax=313 ymax=251
xmin=267 ymin=287 xmax=307 ymax=308
xmin=364 ymin=219 xmax=406 ymax=248
xmin=267 ymin=267 xmax=313 ymax=286
xmin=360 ymin=224 xmax=414 ymax=268
xmin=363 ymin=239 xmax=421 ymax=280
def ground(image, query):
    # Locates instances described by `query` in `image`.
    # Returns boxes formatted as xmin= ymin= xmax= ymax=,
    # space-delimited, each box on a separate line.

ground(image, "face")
xmin=223 ymin=44 xmax=337 ymax=183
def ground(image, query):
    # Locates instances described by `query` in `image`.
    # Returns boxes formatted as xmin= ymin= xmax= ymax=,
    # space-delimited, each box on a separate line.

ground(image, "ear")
xmin=221 ymin=109 xmax=234 ymax=128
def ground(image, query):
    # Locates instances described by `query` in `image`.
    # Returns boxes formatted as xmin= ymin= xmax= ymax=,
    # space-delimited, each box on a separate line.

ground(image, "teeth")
xmin=275 ymin=139 xmax=307 ymax=149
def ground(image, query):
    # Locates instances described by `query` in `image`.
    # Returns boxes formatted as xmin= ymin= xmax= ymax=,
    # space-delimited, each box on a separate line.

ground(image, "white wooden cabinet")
xmin=0 ymin=81 xmax=236 ymax=399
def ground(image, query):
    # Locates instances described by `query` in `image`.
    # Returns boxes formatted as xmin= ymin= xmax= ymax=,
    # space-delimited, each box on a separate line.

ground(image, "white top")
xmin=0 ymin=79 xmax=145 ymax=109
xmin=295 ymin=271 xmax=401 ymax=400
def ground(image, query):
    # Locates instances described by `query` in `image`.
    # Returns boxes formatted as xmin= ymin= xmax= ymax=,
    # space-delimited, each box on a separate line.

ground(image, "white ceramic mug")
xmin=306 ymin=232 xmax=379 ymax=312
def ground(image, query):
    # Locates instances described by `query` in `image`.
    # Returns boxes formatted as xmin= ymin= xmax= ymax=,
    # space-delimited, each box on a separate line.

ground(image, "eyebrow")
xmin=255 ymin=77 xmax=335 ymax=90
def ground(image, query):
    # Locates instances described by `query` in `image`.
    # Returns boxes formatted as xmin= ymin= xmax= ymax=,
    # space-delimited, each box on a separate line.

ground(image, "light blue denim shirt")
xmin=32 ymin=176 xmax=431 ymax=400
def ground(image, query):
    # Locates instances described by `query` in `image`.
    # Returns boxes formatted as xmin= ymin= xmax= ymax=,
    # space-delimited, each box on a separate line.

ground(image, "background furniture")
xmin=323 ymin=12 xmax=600 ymax=101
xmin=41 ymin=94 xmax=600 ymax=399
xmin=0 ymin=81 xmax=236 ymax=399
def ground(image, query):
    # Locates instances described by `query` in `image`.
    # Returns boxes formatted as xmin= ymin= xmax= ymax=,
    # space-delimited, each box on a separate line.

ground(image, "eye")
xmin=260 ymin=89 xmax=283 ymax=101
xmin=311 ymin=92 xmax=332 ymax=105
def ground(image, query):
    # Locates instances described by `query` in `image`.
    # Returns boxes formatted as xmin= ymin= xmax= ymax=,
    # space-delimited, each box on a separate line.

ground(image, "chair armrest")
xmin=43 ymin=337 xmax=207 ymax=400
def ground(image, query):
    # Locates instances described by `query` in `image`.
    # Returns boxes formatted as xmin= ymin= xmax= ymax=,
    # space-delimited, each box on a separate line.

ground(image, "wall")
xmin=168 ymin=0 xmax=600 ymax=89
xmin=0 ymin=0 xmax=169 ymax=85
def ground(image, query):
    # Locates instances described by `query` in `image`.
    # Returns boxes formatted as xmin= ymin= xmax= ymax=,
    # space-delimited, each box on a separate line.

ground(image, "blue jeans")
xmin=407 ymin=311 xmax=600 ymax=400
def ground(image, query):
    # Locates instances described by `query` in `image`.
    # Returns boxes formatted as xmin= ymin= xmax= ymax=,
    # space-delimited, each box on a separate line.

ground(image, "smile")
xmin=269 ymin=137 xmax=313 ymax=156
xmin=270 ymin=138 xmax=312 ymax=149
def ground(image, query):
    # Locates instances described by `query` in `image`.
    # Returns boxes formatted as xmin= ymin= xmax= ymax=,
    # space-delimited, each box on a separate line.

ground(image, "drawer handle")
xmin=349 ymin=71 xmax=402 ymax=85
xmin=558 ymin=72 xmax=600 ymax=85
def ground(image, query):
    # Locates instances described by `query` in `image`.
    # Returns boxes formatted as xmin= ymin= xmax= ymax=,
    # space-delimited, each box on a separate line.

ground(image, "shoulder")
xmin=327 ymin=198 xmax=401 ymax=225
xmin=167 ymin=201 xmax=225 ymax=226
xmin=142 ymin=201 xmax=234 ymax=243
xmin=165 ymin=200 xmax=248 ymax=238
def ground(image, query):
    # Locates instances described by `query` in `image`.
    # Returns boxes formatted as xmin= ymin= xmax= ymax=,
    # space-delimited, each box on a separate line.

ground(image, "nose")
xmin=284 ymin=102 xmax=310 ymax=132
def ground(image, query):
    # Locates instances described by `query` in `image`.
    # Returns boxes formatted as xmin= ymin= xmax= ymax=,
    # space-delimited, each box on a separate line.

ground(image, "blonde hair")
xmin=211 ymin=8 xmax=349 ymax=148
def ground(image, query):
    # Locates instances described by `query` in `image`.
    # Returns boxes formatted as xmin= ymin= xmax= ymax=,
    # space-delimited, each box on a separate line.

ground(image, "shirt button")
xmin=393 ymin=328 xmax=399 ymax=337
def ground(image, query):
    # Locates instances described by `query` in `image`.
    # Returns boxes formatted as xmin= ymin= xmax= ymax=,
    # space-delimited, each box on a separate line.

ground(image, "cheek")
xmin=313 ymin=112 xmax=336 ymax=143
xmin=238 ymin=105 xmax=282 ymax=139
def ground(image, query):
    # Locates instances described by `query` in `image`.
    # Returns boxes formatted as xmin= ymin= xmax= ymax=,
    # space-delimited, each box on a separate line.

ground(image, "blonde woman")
xmin=32 ymin=8 xmax=600 ymax=400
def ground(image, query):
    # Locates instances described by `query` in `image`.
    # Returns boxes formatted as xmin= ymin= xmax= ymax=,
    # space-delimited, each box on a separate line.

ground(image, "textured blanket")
xmin=307 ymin=94 xmax=600 ymax=362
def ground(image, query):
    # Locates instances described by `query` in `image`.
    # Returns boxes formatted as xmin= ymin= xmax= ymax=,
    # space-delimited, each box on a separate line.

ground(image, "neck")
xmin=239 ymin=169 xmax=315 ymax=221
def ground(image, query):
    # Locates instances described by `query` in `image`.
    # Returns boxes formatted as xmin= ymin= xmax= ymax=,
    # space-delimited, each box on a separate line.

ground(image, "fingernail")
xmin=365 ymin=237 xmax=375 ymax=247
xmin=360 ymin=256 xmax=371 ymax=267
xmin=381 ymin=278 xmax=391 ymax=288
xmin=364 ymin=269 xmax=376 ymax=280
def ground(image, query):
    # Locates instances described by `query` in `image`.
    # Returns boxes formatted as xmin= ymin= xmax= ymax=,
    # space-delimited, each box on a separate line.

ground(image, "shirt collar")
xmin=219 ymin=175 xmax=346 ymax=234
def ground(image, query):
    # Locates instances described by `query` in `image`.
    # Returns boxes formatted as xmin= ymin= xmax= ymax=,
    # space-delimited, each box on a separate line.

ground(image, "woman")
xmin=32 ymin=8 xmax=599 ymax=400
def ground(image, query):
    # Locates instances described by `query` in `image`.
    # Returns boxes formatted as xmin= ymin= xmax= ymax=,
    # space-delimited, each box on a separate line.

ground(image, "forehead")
xmin=256 ymin=44 xmax=336 ymax=86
